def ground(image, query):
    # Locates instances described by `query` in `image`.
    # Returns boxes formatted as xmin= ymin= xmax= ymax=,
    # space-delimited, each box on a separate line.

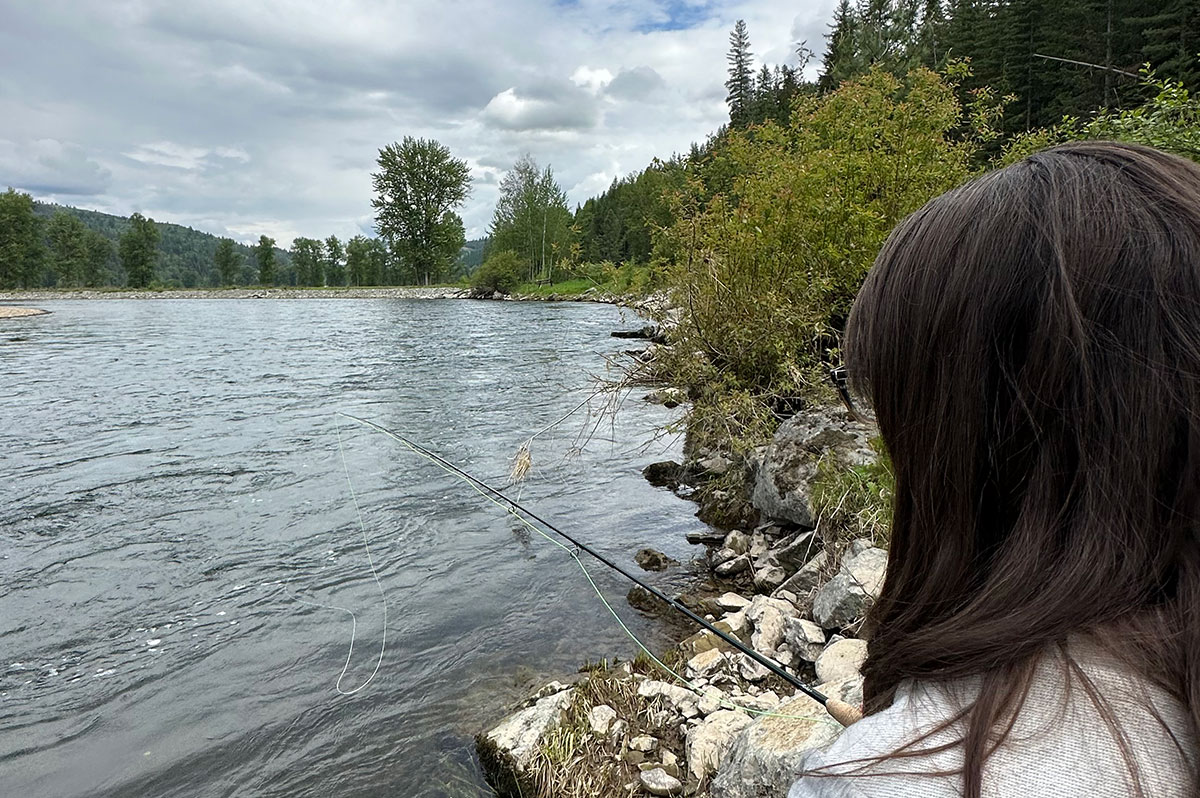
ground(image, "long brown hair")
xmin=844 ymin=141 xmax=1200 ymax=795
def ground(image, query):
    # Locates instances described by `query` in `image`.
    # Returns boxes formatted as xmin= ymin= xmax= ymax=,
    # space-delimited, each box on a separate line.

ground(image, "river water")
xmin=0 ymin=299 xmax=708 ymax=797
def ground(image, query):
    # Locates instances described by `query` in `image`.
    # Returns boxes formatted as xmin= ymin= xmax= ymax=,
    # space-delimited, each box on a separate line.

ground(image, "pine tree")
xmin=726 ymin=19 xmax=755 ymax=126
xmin=819 ymin=0 xmax=860 ymax=91
xmin=1137 ymin=0 xmax=1200 ymax=90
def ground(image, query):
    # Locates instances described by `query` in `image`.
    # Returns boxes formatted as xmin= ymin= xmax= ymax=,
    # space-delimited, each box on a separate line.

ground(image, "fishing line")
xmin=289 ymin=421 xmax=388 ymax=696
xmin=339 ymin=413 xmax=855 ymax=726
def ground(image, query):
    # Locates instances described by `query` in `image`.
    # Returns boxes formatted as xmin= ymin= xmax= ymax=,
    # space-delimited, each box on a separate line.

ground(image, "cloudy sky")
xmin=0 ymin=0 xmax=836 ymax=244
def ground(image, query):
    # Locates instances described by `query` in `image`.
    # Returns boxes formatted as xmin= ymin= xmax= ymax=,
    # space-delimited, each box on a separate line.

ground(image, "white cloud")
xmin=571 ymin=66 xmax=615 ymax=92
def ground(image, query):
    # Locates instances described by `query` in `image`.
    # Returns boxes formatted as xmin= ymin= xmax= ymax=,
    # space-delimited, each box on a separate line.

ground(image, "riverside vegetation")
xmin=468 ymin=4 xmax=1200 ymax=798
xmin=4 ymin=1 xmax=1200 ymax=795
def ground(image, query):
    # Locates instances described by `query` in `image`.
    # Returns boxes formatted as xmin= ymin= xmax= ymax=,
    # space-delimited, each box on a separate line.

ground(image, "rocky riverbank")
xmin=478 ymin=397 xmax=887 ymax=798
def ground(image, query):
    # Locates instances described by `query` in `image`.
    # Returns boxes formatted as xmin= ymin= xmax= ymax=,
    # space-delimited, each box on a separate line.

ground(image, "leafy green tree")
xmin=47 ymin=210 xmax=90 ymax=287
xmin=346 ymin=235 xmax=373 ymax=286
xmin=290 ymin=237 xmax=325 ymax=286
xmin=84 ymin=229 xmax=114 ymax=287
xmin=119 ymin=212 xmax=160 ymax=288
xmin=214 ymin=237 xmax=241 ymax=286
xmin=0 ymin=188 xmax=44 ymax=288
xmin=255 ymin=235 xmax=276 ymax=285
xmin=726 ymin=19 xmax=755 ymax=127
xmin=489 ymin=155 xmax=574 ymax=282
xmin=324 ymin=235 xmax=345 ymax=286
xmin=371 ymin=137 xmax=471 ymax=285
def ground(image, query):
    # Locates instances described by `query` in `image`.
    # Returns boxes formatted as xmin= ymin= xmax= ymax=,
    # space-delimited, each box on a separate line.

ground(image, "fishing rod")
xmin=339 ymin=413 xmax=863 ymax=727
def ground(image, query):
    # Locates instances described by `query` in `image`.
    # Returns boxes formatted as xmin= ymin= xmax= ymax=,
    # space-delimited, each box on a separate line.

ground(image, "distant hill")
xmin=459 ymin=237 xmax=488 ymax=274
xmin=33 ymin=202 xmax=279 ymax=287
xmin=33 ymin=202 xmax=487 ymax=287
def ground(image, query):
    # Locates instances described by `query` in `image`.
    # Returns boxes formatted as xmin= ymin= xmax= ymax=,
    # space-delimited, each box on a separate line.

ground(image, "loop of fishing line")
xmin=288 ymin=421 xmax=388 ymax=696
xmin=340 ymin=412 xmax=840 ymax=726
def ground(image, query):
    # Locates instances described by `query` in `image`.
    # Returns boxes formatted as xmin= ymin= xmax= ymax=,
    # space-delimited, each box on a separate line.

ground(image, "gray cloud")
xmin=605 ymin=66 xmax=666 ymax=101
xmin=0 ymin=0 xmax=837 ymax=241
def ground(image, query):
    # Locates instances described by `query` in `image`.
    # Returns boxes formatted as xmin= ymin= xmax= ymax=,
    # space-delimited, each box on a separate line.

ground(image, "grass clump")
xmin=810 ymin=437 xmax=894 ymax=548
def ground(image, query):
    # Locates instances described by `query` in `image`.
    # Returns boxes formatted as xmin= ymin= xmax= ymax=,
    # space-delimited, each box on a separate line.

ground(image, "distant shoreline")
xmin=0 ymin=286 xmax=471 ymax=301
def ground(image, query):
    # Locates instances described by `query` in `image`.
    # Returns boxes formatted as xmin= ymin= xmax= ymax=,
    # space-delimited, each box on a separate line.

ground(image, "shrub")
xmin=470 ymin=250 xmax=524 ymax=295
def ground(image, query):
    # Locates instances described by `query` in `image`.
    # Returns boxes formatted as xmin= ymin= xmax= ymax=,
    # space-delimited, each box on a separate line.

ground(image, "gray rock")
xmin=640 ymin=767 xmax=684 ymax=796
xmin=724 ymin=530 xmax=751 ymax=556
xmin=687 ymin=648 xmax=728 ymax=680
xmin=749 ymin=603 xmax=789 ymax=655
xmin=644 ymin=460 xmax=687 ymax=489
xmin=635 ymin=547 xmax=677 ymax=572
xmin=715 ymin=554 xmax=750 ymax=577
xmin=482 ymin=687 xmax=574 ymax=771
xmin=630 ymin=734 xmax=659 ymax=753
xmin=711 ymin=547 xmax=739 ymax=566
xmin=686 ymin=709 xmax=754 ymax=780
xmin=698 ymin=686 xmax=727 ymax=715
xmin=738 ymin=654 xmax=771 ymax=682
xmin=750 ymin=409 xmax=878 ymax=527
xmin=710 ymin=693 xmax=842 ymax=798
xmin=848 ymin=537 xmax=875 ymax=557
xmin=716 ymin=592 xmax=751 ymax=612
xmin=811 ymin=573 xmax=870 ymax=629
xmin=700 ymin=454 xmax=735 ymax=476
xmin=588 ymin=704 xmax=617 ymax=735
xmin=686 ymin=528 xmax=727 ymax=545
xmin=815 ymin=638 xmax=868 ymax=684
xmin=774 ymin=550 xmax=829 ymax=598
xmin=773 ymin=530 xmax=822 ymax=571
xmin=844 ymin=546 xmax=888 ymax=599
xmin=753 ymin=562 xmax=789 ymax=593
xmin=784 ymin=617 xmax=827 ymax=662
xmin=638 ymin=680 xmax=699 ymax=716
xmin=745 ymin=595 xmax=799 ymax=624
xmin=749 ymin=532 xmax=770 ymax=560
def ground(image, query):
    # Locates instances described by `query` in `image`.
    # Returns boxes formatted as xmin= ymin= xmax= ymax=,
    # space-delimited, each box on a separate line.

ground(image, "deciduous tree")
xmin=119 ymin=212 xmax=160 ymax=288
xmin=0 ymin=188 xmax=44 ymax=288
xmin=255 ymin=235 xmax=276 ymax=285
xmin=371 ymin=137 xmax=471 ymax=285
xmin=214 ymin=237 xmax=241 ymax=286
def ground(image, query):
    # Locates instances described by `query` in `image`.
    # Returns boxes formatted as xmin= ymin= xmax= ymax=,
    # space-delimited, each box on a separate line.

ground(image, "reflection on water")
xmin=0 ymin=299 xmax=708 ymax=797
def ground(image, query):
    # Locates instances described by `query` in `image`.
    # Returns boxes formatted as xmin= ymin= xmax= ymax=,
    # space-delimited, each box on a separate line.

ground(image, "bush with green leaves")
xmin=470 ymin=250 xmax=524 ymax=295
xmin=659 ymin=67 xmax=979 ymax=449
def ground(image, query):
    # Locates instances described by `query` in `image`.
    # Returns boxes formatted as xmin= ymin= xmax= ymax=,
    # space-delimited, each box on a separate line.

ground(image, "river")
xmin=0 ymin=298 xmax=708 ymax=797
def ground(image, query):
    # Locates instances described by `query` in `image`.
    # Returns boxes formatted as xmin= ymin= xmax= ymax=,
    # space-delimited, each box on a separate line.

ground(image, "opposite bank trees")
xmin=371 ymin=137 xmax=470 ymax=285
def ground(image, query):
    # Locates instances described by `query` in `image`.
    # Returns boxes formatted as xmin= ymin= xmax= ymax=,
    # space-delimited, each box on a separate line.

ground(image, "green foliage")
xmin=255 ymin=235 xmax=277 ymax=285
xmin=119 ymin=212 xmax=160 ymax=288
xmin=489 ymin=155 xmax=574 ymax=283
xmin=470 ymin=250 xmax=524 ymax=295
xmin=324 ymin=235 xmax=345 ymax=287
xmin=726 ymin=19 xmax=755 ymax=127
xmin=371 ymin=136 xmax=471 ymax=285
xmin=214 ymin=237 xmax=241 ymax=286
xmin=0 ymin=188 xmax=45 ymax=288
xmin=811 ymin=438 xmax=895 ymax=547
xmin=290 ymin=236 xmax=325 ymax=286
xmin=47 ymin=210 xmax=90 ymax=287
xmin=661 ymin=68 xmax=974 ymax=422
xmin=1080 ymin=68 xmax=1200 ymax=159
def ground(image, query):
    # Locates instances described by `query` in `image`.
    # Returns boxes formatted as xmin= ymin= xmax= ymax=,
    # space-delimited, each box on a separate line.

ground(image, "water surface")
xmin=0 ymin=299 xmax=706 ymax=797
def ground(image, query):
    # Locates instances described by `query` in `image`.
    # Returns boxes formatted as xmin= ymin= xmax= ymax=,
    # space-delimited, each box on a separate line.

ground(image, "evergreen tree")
xmin=255 ymin=235 xmax=276 ymax=285
xmin=820 ymin=0 xmax=861 ymax=91
xmin=214 ymin=237 xmax=240 ymax=286
xmin=119 ymin=212 xmax=160 ymax=288
xmin=324 ymin=235 xmax=345 ymax=286
xmin=0 ymin=188 xmax=44 ymax=288
xmin=1137 ymin=0 xmax=1200 ymax=90
xmin=726 ymin=20 xmax=755 ymax=127
xmin=47 ymin=210 xmax=89 ymax=287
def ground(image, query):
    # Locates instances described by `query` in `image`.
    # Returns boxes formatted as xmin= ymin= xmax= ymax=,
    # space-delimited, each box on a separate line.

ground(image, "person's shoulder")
xmin=787 ymin=681 xmax=966 ymax=798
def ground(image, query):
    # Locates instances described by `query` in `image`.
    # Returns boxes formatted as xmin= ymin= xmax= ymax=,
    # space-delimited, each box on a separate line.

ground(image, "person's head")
xmin=844 ymin=141 xmax=1200 ymax=791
